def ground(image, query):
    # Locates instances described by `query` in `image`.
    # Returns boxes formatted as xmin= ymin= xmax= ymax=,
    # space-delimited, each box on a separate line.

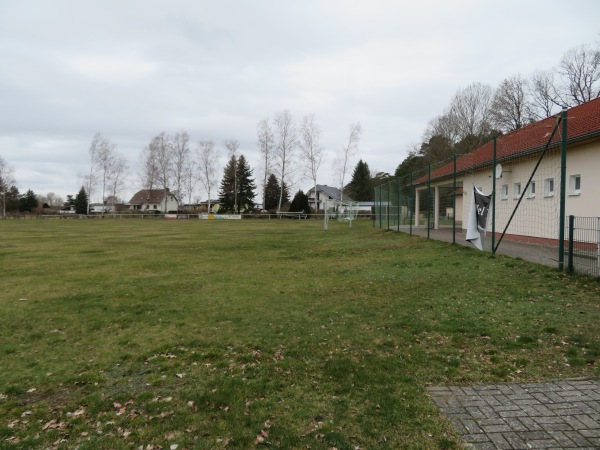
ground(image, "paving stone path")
xmin=427 ymin=378 xmax=600 ymax=449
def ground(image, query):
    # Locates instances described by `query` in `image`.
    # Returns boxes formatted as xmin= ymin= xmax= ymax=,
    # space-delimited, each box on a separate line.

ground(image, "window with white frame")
xmin=501 ymin=184 xmax=508 ymax=200
xmin=568 ymin=174 xmax=581 ymax=195
xmin=513 ymin=182 xmax=521 ymax=199
xmin=544 ymin=178 xmax=554 ymax=197
xmin=526 ymin=181 xmax=536 ymax=198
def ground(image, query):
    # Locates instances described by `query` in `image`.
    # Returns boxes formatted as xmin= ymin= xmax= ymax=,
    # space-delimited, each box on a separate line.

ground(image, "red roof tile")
xmin=418 ymin=98 xmax=600 ymax=184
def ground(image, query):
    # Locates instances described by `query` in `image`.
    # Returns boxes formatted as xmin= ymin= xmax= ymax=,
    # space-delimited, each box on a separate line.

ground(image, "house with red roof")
xmin=411 ymin=97 xmax=600 ymax=244
xmin=128 ymin=189 xmax=179 ymax=213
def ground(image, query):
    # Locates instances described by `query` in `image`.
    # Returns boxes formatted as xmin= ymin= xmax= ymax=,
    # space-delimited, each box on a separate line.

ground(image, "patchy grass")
xmin=0 ymin=218 xmax=598 ymax=449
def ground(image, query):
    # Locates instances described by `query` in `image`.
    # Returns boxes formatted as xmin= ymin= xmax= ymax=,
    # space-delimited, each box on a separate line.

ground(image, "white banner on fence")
xmin=199 ymin=214 xmax=242 ymax=220
xmin=466 ymin=186 xmax=491 ymax=250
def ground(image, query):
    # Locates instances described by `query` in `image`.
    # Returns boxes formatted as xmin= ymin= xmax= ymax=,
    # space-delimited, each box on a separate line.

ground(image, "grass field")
xmin=0 ymin=218 xmax=598 ymax=449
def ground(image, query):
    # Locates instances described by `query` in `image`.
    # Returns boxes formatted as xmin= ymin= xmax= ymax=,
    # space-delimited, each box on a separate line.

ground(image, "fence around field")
xmin=15 ymin=212 xmax=373 ymax=221
xmin=567 ymin=216 xmax=600 ymax=277
xmin=374 ymin=110 xmax=598 ymax=278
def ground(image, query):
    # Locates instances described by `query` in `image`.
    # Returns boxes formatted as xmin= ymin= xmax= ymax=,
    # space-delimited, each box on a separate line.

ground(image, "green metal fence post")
xmin=379 ymin=185 xmax=383 ymax=229
xmin=397 ymin=178 xmax=401 ymax=230
xmin=567 ymin=215 xmax=574 ymax=273
xmin=558 ymin=107 xmax=568 ymax=271
xmin=409 ymin=172 xmax=413 ymax=235
xmin=427 ymin=164 xmax=431 ymax=240
xmin=453 ymin=154 xmax=457 ymax=244
xmin=492 ymin=136 xmax=497 ymax=253
xmin=387 ymin=180 xmax=391 ymax=230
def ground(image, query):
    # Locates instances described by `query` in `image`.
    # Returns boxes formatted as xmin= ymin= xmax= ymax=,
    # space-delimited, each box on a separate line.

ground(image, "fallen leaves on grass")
xmin=42 ymin=419 xmax=67 ymax=431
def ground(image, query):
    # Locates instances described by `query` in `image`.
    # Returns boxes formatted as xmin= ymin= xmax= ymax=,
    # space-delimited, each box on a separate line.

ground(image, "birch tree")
xmin=107 ymin=155 xmax=128 ymax=210
xmin=90 ymin=133 xmax=118 ymax=216
xmin=273 ymin=110 xmax=297 ymax=211
xmin=171 ymin=130 xmax=190 ymax=206
xmin=257 ymin=118 xmax=274 ymax=210
xmin=140 ymin=143 xmax=159 ymax=195
xmin=86 ymin=134 xmax=101 ymax=214
xmin=334 ymin=122 xmax=361 ymax=201
xmin=299 ymin=114 xmax=324 ymax=211
xmin=0 ymin=156 xmax=15 ymax=218
xmin=197 ymin=140 xmax=219 ymax=213
xmin=224 ymin=139 xmax=240 ymax=212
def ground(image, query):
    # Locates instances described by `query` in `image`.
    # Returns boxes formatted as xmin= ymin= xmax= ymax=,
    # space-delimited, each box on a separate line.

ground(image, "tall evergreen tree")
xmin=289 ymin=190 xmax=310 ymax=213
xmin=218 ymin=155 xmax=237 ymax=213
xmin=236 ymin=155 xmax=256 ymax=213
xmin=218 ymin=154 xmax=257 ymax=213
xmin=346 ymin=159 xmax=372 ymax=201
xmin=4 ymin=186 xmax=20 ymax=213
xmin=264 ymin=174 xmax=280 ymax=211
xmin=74 ymin=187 xmax=88 ymax=214
xmin=18 ymin=189 xmax=38 ymax=212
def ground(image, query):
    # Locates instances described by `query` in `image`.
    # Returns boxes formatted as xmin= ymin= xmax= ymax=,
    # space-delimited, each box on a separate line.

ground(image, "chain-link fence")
xmin=373 ymin=109 xmax=600 ymax=276
xmin=567 ymin=216 xmax=600 ymax=277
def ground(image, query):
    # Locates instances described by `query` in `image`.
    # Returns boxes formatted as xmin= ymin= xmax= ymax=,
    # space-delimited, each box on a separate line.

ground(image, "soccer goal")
xmin=324 ymin=199 xmax=359 ymax=230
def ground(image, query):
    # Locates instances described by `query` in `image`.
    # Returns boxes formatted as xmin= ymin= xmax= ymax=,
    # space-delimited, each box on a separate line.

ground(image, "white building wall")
xmin=459 ymin=141 xmax=600 ymax=241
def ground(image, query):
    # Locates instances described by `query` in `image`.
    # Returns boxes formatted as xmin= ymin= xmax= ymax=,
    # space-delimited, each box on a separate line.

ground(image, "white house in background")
xmin=89 ymin=203 xmax=115 ymax=213
xmin=128 ymin=189 xmax=179 ymax=213
xmin=411 ymin=97 xmax=600 ymax=244
xmin=307 ymin=185 xmax=354 ymax=211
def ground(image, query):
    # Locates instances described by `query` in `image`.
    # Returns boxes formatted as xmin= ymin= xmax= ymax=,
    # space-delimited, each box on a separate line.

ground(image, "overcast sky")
xmin=1 ymin=0 xmax=599 ymax=203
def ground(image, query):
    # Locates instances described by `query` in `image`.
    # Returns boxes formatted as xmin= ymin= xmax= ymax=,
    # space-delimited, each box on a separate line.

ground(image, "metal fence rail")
xmin=567 ymin=216 xmax=600 ymax=277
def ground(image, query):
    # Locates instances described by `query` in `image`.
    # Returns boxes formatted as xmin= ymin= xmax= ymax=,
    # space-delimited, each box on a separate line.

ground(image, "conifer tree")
xmin=289 ymin=190 xmax=310 ymax=213
xmin=218 ymin=155 xmax=237 ymax=212
xmin=236 ymin=155 xmax=256 ymax=213
xmin=19 ymin=189 xmax=38 ymax=212
xmin=74 ymin=187 xmax=88 ymax=214
xmin=264 ymin=174 xmax=280 ymax=211
xmin=218 ymin=154 xmax=256 ymax=213
xmin=346 ymin=159 xmax=372 ymax=201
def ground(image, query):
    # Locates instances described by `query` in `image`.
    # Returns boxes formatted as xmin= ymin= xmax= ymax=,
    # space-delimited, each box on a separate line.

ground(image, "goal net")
xmin=324 ymin=199 xmax=359 ymax=230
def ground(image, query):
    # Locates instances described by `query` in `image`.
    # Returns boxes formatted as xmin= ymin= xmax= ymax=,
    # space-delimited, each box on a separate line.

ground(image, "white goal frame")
xmin=324 ymin=199 xmax=359 ymax=230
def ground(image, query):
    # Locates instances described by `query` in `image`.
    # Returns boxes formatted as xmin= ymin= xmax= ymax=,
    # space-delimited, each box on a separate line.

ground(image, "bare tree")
xmin=257 ymin=118 xmax=274 ymax=210
xmin=0 ymin=156 xmax=15 ymax=218
xmin=555 ymin=44 xmax=600 ymax=106
xmin=449 ymin=82 xmax=493 ymax=142
xmin=334 ymin=122 xmax=362 ymax=201
xmin=423 ymin=112 xmax=460 ymax=146
xmin=224 ymin=139 xmax=240 ymax=212
xmin=197 ymin=140 xmax=219 ymax=213
xmin=107 ymin=155 xmax=128 ymax=210
xmin=273 ymin=110 xmax=298 ymax=211
xmin=490 ymin=75 xmax=532 ymax=132
xmin=140 ymin=143 xmax=159 ymax=193
xmin=528 ymin=69 xmax=558 ymax=119
xmin=182 ymin=152 xmax=199 ymax=208
xmin=299 ymin=114 xmax=324 ymax=211
xmin=44 ymin=192 xmax=64 ymax=208
xmin=155 ymin=132 xmax=174 ymax=212
xmin=90 ymin=133 xmax=119 ymax=216
xmin=171 ymin=130 xmax=190 ymax=207
xmin=86 ymin=134 xmax=102 ymax=214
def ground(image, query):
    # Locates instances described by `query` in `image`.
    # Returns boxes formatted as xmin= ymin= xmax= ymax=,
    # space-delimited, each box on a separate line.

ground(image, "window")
xmin=544 ymin=178 xmax=554 ymax=197
xmin=513 ymin=182 xmax=521 ymax=199
xmin=526 ymin=181 xmax=536 ymax=198
xmin=501 ymin=184 xmax=508 ymax=200
xmin=569 ymin=174 xmax=581 ymax=195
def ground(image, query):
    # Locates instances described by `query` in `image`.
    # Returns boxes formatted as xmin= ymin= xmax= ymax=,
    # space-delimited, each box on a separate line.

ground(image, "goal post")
xmin=324 ymin=199 xmax=359 ymax=230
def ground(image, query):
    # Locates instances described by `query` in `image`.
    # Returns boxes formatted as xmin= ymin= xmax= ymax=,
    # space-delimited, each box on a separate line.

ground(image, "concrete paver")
xmin=427 ymin=378 xmax=600 ymax=449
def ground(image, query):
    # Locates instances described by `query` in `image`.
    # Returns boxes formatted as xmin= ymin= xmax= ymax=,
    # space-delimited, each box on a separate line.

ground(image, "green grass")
xmin=0 ymin=218 xmax=598 ymax=449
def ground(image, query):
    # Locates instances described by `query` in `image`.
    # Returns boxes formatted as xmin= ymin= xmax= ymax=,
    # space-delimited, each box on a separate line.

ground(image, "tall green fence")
xmin=372 ymin=110 xmax=594 ymax=275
